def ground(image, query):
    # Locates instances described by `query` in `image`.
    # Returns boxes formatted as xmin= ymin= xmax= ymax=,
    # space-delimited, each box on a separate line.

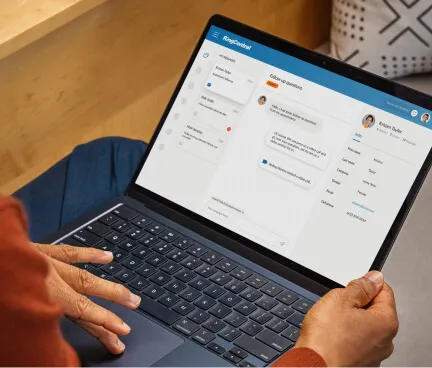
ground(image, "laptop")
xmin=46 ymin=15 xmax=432 ymax=367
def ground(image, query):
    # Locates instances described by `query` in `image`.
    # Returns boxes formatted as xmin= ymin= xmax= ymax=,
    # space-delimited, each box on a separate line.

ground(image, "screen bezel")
xmin=127 ymin=14 xmax=432 ymax=289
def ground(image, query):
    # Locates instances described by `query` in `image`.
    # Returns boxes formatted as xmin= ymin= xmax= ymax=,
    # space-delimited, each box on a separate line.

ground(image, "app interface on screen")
xmin=136 ymin=26 xmax=432 ymax=285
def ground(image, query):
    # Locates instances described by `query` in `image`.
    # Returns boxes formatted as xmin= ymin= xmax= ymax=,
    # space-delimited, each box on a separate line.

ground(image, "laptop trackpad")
xmin=61 ymin=298 xmax=184 ymax=367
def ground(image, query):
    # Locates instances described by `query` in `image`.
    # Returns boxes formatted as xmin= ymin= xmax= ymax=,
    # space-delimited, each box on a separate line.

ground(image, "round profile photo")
xmin=362 ymin=114 xmax=375 ymax=129
xmin=258 ymin=95 xmax=267 ymax=106
xmin=421 ymin=113 xmax=430 ymax=123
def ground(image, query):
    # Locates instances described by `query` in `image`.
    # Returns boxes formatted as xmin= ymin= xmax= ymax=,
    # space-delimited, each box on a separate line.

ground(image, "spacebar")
xmin=234 ymin=334 xmax=279 ymax=363
xmin=139 ymin=298 xmax=181 ymax=325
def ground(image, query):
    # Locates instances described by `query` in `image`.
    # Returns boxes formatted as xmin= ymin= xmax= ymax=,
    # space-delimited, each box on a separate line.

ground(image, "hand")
xmin=295 ymin=271 xmax=398 ymax=367
xmin=32 ymin=243 xmax=142 ymax=354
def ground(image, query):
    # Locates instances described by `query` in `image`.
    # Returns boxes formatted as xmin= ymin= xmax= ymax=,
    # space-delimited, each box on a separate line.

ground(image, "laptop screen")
xmin=135 ymin=25 xmax=432 ymax=286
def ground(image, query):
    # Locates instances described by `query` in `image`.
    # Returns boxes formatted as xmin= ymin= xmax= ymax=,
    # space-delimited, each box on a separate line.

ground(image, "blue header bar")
xmin=206 ymin=26 xmax=432 ymax=129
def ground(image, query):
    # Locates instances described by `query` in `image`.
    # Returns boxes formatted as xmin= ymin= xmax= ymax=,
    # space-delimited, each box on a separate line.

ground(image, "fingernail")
xmin=365 ymin=271 xmax=384 ymax=285
xmin=117 ymin=339 xmax=125 ymax=351
xmin=129 ymin=293 xmax=141 ymax=307
xmin=122 ymin=322 xmax=131 ymax=332
xmin=94 ymin=251 xmax=113 ymax=263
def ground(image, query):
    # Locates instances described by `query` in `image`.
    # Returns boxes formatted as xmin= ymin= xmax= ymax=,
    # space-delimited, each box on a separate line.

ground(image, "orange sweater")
xmin=0 ymin=196 xmax=325 ymax=367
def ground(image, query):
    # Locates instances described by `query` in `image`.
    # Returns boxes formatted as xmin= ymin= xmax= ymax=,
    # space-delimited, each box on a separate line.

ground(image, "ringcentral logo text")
xmin=222 ymin=36 xmax=252 ymax=50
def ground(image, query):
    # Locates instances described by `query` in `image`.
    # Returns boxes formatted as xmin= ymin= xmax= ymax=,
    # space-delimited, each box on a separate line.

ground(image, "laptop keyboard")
xmin=63 ymin=205 xmax=315 ymax=367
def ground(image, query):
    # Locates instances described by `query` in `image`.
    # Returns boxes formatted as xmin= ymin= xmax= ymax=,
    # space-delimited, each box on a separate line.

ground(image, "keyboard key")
xmin=158 ymin=292 xmax=180 ymax=308
xmin=165 ymin=280 xmax=187 ymax=294
xmin=255 ymin=295 xmax=278 ymax=311
xmin=62 ymin=237 xmax=85 ymax=247
xmin=234 ymin=334 xmax=278 ymax=363
xmin=132 ymin=215 xmax=153 ymax=228
xmin=234 ymin=301 xmax=257 ymax=316
xmin=143 ymin=284 xmax=165 ymax=299
xmin=112 ymin=221 xmax=132 ymax=233
xmin=105 ymin=232 xmax=125 ymax=245
xmin=261 ymin=282 xmax=283 ymax=297
xmin=246 ymin=275 xmax=268 ymax=289
xmin=121 ymin=256 xmax=143 ymax=270
xmin=219 ymin=292 xmax=242 ymax=307
xmin=240 ymin=320 xmax=263 ymax=336
xmin=146 ymin=255 xmax=167 ymax=267
xmin=192 ymin=328 xmax=215 ymax=345
xmin=113 ymin=206 xmax=138 ymax=221
xmin=115 ymin=270 xmax=137 ymax=283
xmin=188 ymin=309 xmax=210 ymax=324
xmin=216 ymin=260 xmax=237 ymax=272
xmin=86 ymin=222 xmax=111 ymax=237
xmin=230 ymin=347 xmax=248 ymax=359
xmin=223 ymin=352 xmax=241 ymax=364
xmin=172 ymin=236 xmax=194 ymax=250
xmin=152 ymin=242 xmax=174 ymax=255
xmin=112 ymin=249 xmax=129 ymax=262
xmin=194 ymin=295 xmax=216 ymax=310
xmin=266 ymin=317 xmax=289 ymax=333
xmin=256 ymin=329 xmax=293 ymax=352
xmin=210 ymin=271 xmax=232 ymax=286
xmin=95 ymin=241 xmax=116 ymax=252
xmin=128 ymin=276 xmax=150 ymax=291
xmin=240 ymin=287 xmax=263 ymax=302
xmin=271 ymin=304 xmax=294 ymax=319
xmin=187 ymin=244 xmax=208 ymax=257
xmin=281 ymin=325 xmax=300 ymax=342
xmin=204 ymin=285 xmax=226 ymax=299
xmin=179 ymin=287 xmax=201 ymax=302
xmin=100 ymin=263 xmax=123 ymax=275
xmin=189 ymin=277 xmax=211 ymax=291
xmin=136 ymin=264 xmax=157 ymax=278
xmin=181 ymin=256 xmax=203 ymax=270
xmin=195 ymin=264 xmax=217 ymax=278
xmin=99 ymin=213 xmax=119 ymax=226
xmin=145 ymin=222 xmax=166 ymax=235
xmin=209 ymin=303 xmax=231 ymax=319
xmin=89 ymin=268 xmax=110 ymax=280
xmin=225 ymin=279 xmax=247 ymax=294
xmin=139 ymin=297 xmax=180 ymax=325
xmin=276 ymin=290 xmax=300 ymax=306
xmin=208 ymin=341 xmax=226 ymax=354
xmin=250 ymin=309 xmax=273 ymax=325
xmin=132 ymin=246 xmax=154 ymax=260
xmin=201 ymin=251 xmax=223 ymax=265
xmin=292 ymin=299 xmax=313 ymax=314
xmin=239 ymin=360 xmax=256 ymax=367
xmin=231 ymin=267 xmax=252 ymax=281
xmin=175 ymin=269 xmax=196 ymax=283
xmin=160 ymin=260 xmax=182 ymax=275
xmin=125 ymin=227 xmax=145 ymax=240
xmin=218 ymin=326 xmax=241 ymax=342
xmin=159 ymin=229 xmax=179 ymax=242
xmin=203 ymin=317 xmax=226 ymax=333
xmin=174 ymin=318 xmax=199 ymax=336
xmin=149 ymin=271 xmax=172 ymax=286
xmin=72 ymin=229 xmax=101 ymax=247
xmin=287 ymin=312 xmax=305 ymax=328
xmin=224 ymin=312 xmax=248 ymax=328
xmin=167 ymin=249 xmax=188 ymax=262
xmin=172 ymin=300 xmax=195 ymax=316
xmin=139 ymin=233 xmax=160 ymax=247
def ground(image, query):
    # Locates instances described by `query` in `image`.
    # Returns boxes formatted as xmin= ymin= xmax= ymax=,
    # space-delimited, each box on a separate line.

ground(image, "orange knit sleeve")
xmin=271 ymin=347 xmax=327 ymax=367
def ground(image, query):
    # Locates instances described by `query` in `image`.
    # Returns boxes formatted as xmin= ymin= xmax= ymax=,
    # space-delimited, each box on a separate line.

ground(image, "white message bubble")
xmin=260 ymin=156 xmax=316 ymax=189
xmin=266 ymin=130 xmax=330 ymax=170
xmin=266 ymin=100 xmax=322 ymax=133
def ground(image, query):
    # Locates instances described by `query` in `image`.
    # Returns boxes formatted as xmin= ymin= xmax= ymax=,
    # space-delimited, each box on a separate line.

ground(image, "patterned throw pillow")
xmin=330 ymin=0 xmax=432 ymax=78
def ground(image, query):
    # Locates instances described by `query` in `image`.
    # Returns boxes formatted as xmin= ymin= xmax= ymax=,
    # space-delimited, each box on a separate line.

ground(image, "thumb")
xmin=344 ymin=271 xmax=384 ymax=308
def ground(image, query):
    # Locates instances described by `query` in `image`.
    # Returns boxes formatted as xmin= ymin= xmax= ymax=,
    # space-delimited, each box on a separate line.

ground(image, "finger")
xmin=72 ymin=319 xmax=126 ymax=355
xmin=33 ymin=243 xmax=113 ymax=264
xmin=368 ymin=283 xmax=399 ymax=336
xmin=51 ymin=259 xmax=141 ymax=309
xmin=344 ymin=271 xmax=385 ymax=308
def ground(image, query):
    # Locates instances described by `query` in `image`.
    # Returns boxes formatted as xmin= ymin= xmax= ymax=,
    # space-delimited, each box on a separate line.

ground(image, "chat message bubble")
xmin=266 ymin=100 xmax=322 ymax=133
xmin=260 ymin=156 xmax=316 ymax=189
xmin=177 ymin=121 xmax=225 ymax=164
xmin=204 ymin=64 xmax=256 ymax=105
xmin=266 ymin=130 xmax=330 ymax=170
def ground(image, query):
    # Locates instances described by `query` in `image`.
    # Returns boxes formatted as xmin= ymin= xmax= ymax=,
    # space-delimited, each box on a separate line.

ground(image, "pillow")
xmin=330 ymin=0 xmax=432 ymax=78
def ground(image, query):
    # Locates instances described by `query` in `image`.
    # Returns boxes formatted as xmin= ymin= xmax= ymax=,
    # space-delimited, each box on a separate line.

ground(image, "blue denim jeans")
xmin=13 ymin=137 xmax=147 ymax=242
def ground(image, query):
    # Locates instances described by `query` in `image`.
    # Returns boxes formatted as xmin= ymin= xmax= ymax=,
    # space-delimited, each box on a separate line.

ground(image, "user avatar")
xmin=362 ymin=114 xmax=375 ymax=129
xmin=258 ymin=96 xmax=267 ymax=106
xmin=421 ymin=113 xmax=430 ymax=123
